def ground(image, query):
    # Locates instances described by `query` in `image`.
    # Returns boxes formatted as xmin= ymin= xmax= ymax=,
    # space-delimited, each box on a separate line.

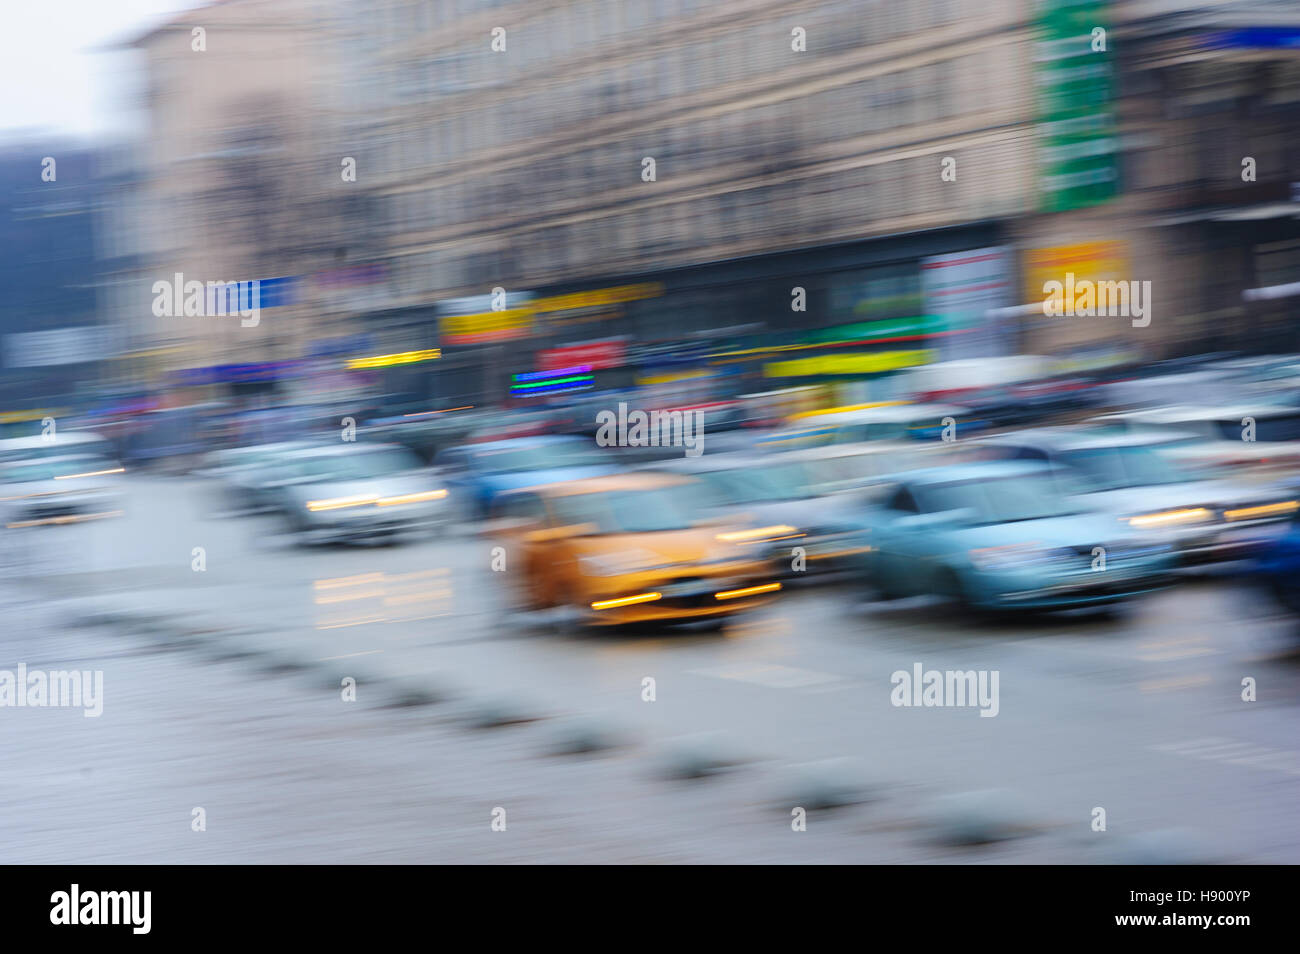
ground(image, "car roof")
xmin=884 ymin=459 xmax=1053 ymax=486
xmin=979 ymin=427 xmax=1167 ymax=452
xmin=216 ymin=441 xmax=315 ymax=456
xmin=1122 ymin=404 xmax=1299 ymax=422
xmin=781 ymin=440 xmax=916 ymax=461
xmin=645 ymin=452 xmax=770 ymax=473
xmin=279 ymin=442 xmax=407 ymax=459
xmin=506 ymin=472 xmax=695 ymax=497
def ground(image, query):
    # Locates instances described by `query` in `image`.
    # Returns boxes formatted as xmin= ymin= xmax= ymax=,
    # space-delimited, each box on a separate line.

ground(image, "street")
xmin=2 ymin=474 xmax=1297 ymax=863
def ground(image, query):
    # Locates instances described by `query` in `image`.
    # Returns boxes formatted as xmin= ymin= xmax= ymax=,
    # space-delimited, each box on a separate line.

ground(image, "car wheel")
xmin=937 ymin=567 xmax=970 ymax=609
xmin=1271 ymin=580 xmax=1300 ymax=615
xmin=547 ymin=582 xmax=592 ymax=634
xmin=279 ymin=511 xmax=309 ymax=548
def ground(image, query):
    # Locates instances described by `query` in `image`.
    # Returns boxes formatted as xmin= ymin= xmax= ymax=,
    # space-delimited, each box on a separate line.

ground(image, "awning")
xmin=1155 ymin=202 xmax=1300 ymax=226
xmin=1244 ymin=281 xmax=1300 ymax=301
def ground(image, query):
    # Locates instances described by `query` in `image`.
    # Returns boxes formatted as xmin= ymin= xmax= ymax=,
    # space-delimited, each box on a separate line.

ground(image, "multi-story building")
xmin=116 ymin=0 xmax=1300 ymax=409
xmin=0 ymin=145 xmax=106 ymax=414
xmin=1107 ymin=0 xmax=1300 ymax=356
xmin=114 ymin=0 xmax=374 ymax=400
xmin=349 ymin=0 xmax=1043 ymax=405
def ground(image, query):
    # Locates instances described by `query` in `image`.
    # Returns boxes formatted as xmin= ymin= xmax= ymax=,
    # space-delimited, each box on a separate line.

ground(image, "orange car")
xmin=491 ymin=473 xmax=782 ymax=627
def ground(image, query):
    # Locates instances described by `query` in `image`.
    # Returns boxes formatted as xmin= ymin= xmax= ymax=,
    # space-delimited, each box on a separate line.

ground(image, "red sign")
xmin=538 ymin=340 xmax=625 ymax=371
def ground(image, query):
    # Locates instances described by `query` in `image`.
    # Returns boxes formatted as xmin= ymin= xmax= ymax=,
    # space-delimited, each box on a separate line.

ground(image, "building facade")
xmin=347 ymin=0 xmax=1040 ymax=405
xmin=115 ymin=0 xmax=1300 ymax=409
xmin=115 ymin=0 xmax=373 ymax=400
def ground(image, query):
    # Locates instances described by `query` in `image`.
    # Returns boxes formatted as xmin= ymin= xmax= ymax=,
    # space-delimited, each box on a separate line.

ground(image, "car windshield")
xmin=0 ymin=456 xmax=115 ymax=482
xmin=1059 ymin=445 xmax=1188 ymax=491
xmin=289 ymin=448 xmax=421 ymax=481
xmin=823 ymin=450 xmax=914 ymax=481
xmin=913 ymin=474 xmax=1077 ymax=524
xmin=549 ymin=486 xmax=706 ymax=534
xmin=698 ymin=461 xmax=814 ymax=504
xmin=472 ymin=442 xmax=600 ymax=473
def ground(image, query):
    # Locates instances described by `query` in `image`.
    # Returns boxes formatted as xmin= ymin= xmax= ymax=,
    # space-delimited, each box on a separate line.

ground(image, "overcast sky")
xmin=0 ymin=0 xmax=203 ymax=142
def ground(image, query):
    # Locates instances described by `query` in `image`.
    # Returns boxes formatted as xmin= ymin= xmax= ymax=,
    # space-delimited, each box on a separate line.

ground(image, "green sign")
xmin=807 ymin=316 xmax=944 ymax=344
xmin=1036 ymin=0 xmax=1119 ymax=212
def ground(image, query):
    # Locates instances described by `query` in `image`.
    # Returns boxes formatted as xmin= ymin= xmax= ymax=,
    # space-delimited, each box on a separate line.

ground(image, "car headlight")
xmin=1125 ymin=507 xmax=1215 ymax=529
xmin=968 ymin=543 xmax=1050 ymax=570
xmin=1222 ymin=500 xmax=1298 ymax=522
xmin=715 ymin=524 xmax=800 ymax=543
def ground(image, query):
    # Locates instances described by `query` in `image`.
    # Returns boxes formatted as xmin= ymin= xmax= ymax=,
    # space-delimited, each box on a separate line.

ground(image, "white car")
xmin=255 ymin=443 xmax=451 ymax=544
xmin=975 ymin=428 xmax=1297 ymax=565
xmin=1089 ymin=405 xmax=1300 ymax=480
xmin=0 ymin=454 xmax=125 ymax=528
xmin=198 ymin=441 xmax=319 ymax=515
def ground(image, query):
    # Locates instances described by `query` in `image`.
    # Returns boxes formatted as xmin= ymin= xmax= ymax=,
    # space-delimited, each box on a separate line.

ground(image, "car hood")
xmin=1080 ymin=480 xmax=1279 ymax=515
xmin=948 ymin=512 xmax=1137 ymax=550
xmin=571 ymin=527 xmax=759 ymax=567
xmin=728 ymin=496 xmax=857 ymax=535
xmin=281 ymin=472 xmax=441 ymax=505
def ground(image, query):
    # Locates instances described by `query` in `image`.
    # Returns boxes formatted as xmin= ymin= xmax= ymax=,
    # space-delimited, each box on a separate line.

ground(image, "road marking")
xmin=690 ymin=663 xmax=841 ymax=689
xmin=1139 ymin=673 xmax=1211 ymax=692
xmin=1152 ymin=736 xmax=1300 ymax=777
xmin=1137 ymin=647 xmax=1219 ymax=662
xmin=315 ymin=616 xmax=388 ymax=630
xmin=317 ymin=649 xmax=385 ymax=661
xmin=1136 ymin=633 xmax=1219 ymax=662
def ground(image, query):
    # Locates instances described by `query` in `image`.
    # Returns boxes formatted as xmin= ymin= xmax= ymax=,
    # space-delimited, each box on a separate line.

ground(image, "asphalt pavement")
xmin=2 ymin=474 xmax=1297 ymax=862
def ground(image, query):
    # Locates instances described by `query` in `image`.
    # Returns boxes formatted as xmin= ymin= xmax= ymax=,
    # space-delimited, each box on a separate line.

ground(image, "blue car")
xmin=847 ymin=460 xmax=1175 ymax=613
xmin=435 ymin=435 xmax=615 ymax=519
xmin=1245 ymin=516 xmax=1300 ymax=614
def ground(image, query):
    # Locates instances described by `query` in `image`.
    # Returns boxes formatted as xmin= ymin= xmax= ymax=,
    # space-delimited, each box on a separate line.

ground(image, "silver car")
xmin=0 ymin=454 xmax=125 ymax=528
xmin=645 ymin=449 xmax=907 ymax=575
xmin=257 ymin=443 xmax=450 ymax=544
xmin=198 ymin=441 xmax=319 ymax=516
xmin=974 ymin=428 xmax=1298 ymax=565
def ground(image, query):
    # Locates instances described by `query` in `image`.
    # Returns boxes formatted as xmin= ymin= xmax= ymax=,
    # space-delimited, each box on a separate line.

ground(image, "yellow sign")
xmin=440 ymin=309 xmax=533 ymax=344
xmin=1024 ymin=241 xmax=1129 ymax=312
xmin=0 ymin=409 xmax=65 ymax=423
xmin=764 ymin=350 xmax=934 ymax=378
xmin=347 ymin=349 xmax=441 ymax=370
xmin=531 ymin=283 xmax=662 ymax=314
xmin=788 ymin=401 xmax=907 ymax=420
xmin=440 ymin=283 xmax=662 ymax=345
